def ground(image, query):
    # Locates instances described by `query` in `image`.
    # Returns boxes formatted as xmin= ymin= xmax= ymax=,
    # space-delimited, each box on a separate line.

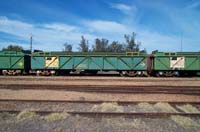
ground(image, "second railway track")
xmin=1 ymin=110 xmax=200 ymax=118
xmin=0 ymin=99 xmax=200 ymax=118
xmin=0 ymin=84 xmax=200 ymax=94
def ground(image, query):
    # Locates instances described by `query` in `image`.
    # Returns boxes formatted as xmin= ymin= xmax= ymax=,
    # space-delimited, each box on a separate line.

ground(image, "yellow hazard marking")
xmin=18 ymin=61 xmax=23 ymax=67
xmin=45 ymin=57 xmax=59 ymax=67
xmin=170 ymin=57 xmax=185 ymax=69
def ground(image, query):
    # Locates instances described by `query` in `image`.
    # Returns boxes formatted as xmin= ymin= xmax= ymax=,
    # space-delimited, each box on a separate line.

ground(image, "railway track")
xmin=0 ymin=77 xmax=199 ymax=119
xmin=0 ymin=76 xmax=199 ymax=82
xmin=1 ymin=110 xmax=200 ymax=118
xmin=1 ymin=99 xmax=200 ymax=104
xmin=0 ymin=99 xmax=200 ymax=117
xmin=0 ymin=84 xmax=200 ymax=94
xmin=0 ymin=99 xmax=200 ymax=110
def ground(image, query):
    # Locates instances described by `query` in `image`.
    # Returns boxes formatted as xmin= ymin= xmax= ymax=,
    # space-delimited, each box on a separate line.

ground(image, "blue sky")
xmin=0 ymin=0 xmax=200 ymax=52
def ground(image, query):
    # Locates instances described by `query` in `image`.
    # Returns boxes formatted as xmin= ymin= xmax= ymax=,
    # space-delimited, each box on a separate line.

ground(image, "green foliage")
xmin=16 ymin=110 xmax=36 ymax=121
xmin=63 ymin=43 xmax=72 ymax=52
xmin=124 ymin=32 xmax=140 ymax=52
xmin=78 ymin=36 xmax=89 ymax=52
xmin=91 ymin=32 xmax=141 ymax=52
xmin=43 ymin=113 xmax=70 ymax=122
xmin=108 ymin=41 xmax=126 ymax=52
xmin=92 ymin=38 xmax=109 ymax=52
xmin=2 ymin=45 xmax=23 ymax=51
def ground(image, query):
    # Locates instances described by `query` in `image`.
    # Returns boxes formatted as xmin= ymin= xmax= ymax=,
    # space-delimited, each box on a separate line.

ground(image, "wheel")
xmin=7 ymin=70 xmax=14 ymax=75
xmin=120 ymin=71 xmax=127 ymax=77
xmin=127 ymin=71 xmax=137 ymax=77
xmin=50 ymin=70 xmax=56 ymax=76
xmin=2 ymin=70 xmax=7 ymax=76
xmin=173 ymin=71 xmax=180 ymax=77
xmin=36 ymin=70 xmax=41 ymax=76
xmin=156 ymin=72 xmax=163 ymax=77
xmin=164 ymin=71 xmax=174 ymax=77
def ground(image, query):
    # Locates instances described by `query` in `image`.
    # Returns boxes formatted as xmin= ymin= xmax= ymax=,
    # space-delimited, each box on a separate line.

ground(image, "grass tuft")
xmin=0 ymin=112 xmax=16 ymax=119
xmin=176 ymin=104 xmax=200 ymax=113
xmin=171 ymin=115 xmax=200 ymax=128
xmin=43 ymin=112 xmax=70 ymax=122
xmin=137 ymin=103 xmax=154 ymax=112
xmin=91 ymin=102 xmax=123 ymax=112
xmin=16 ymin=110 xmax=36 ymax=121
xmin=154 ymin=103 xmax=177 ymax=112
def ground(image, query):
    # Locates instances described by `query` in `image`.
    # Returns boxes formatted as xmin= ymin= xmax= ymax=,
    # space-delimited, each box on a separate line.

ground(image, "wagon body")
xmin=152 ymin=52 xmax=200 ymax=72
xmin=0 ymin=51 xmax=30 ymax=70
xmin=31 ymin=52 xmax=147 ymax=71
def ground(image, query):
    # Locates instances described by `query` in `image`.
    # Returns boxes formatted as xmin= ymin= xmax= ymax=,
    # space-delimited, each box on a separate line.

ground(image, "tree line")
xmin=1 ymin=45 xmax=23 ymax=52
xmin=2 ymin=32 xmax=146 ymax=53
xmin=64 ymin=32 xmax=146 ymax=53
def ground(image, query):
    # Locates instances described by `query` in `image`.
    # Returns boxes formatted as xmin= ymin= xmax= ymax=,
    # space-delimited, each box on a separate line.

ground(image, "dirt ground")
xmin=0 ymin=76 xmax=200 ymax=131
xmin=0 ymin=77 xmax=199 ymax=102
xmin=0 ymin=89 xmax=200 ymax=102
xmin=0 ymin=112 xmax=200 ymax=132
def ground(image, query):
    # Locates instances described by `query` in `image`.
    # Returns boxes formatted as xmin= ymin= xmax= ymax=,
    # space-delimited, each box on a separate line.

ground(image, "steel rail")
xmin=1 ymin=99 xmax=200 ymax=104
xmin=0 ymin=110 xmax=200 ymax=117
xmin=1 ymin=84 xmax=199 ymax=89
xmin=0 ymin=85 xmax=200 ymax=95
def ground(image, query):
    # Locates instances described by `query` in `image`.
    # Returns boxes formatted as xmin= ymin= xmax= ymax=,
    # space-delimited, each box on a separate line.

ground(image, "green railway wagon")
xmin=152 ymin=51 xmax=200 ymax=76
xmin=31 ymin=52 xmax=148 ymax=76
xmin=0 ymin=51 xmax=30 ymax=75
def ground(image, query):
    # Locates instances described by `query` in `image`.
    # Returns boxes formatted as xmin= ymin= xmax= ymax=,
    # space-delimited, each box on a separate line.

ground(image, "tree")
xmin=78 ymin=36 xmax=89 ymax=52
xmin=2 ymin=45 xmax=23 ymax=51
xmin=124 ymin=32 xmax=140 ymax=52
xmin=63 ymin=43 xmax=72 ymax=52
xmin=92 ymin=38 xmax=109 ymax=52
xmin=108 ymin=41 xmax=126 ymax=52
xmin=92 ymin=38 xmax=101 ymax=52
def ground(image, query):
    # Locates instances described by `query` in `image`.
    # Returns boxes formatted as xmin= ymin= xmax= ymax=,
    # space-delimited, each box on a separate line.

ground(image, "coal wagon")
xmin=150 ymin=51 xmax=200 ymax=76
xmin=0 ymin=51 xmax=30 ymax=75
xmin=31 ymin=52 xmax=148 ymax=76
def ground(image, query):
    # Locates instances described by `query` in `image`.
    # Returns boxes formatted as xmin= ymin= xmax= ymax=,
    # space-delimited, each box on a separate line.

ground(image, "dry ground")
xmin=0 ymin=76 xmax=199 ymax=102
xmin=0 ymin=89 xmax=200 ymax=102
xmin=0 ymin=76 xmax=200 ymax=132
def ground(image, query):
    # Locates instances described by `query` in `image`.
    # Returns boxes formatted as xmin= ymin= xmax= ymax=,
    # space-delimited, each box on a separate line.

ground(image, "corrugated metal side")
xmin=31 ymin=55 xmax=147 ymax=71
xmin=0 ymin=52 xmax=26 ymax=70
xmin=153 ymin=53 xmax=200 ymax=71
